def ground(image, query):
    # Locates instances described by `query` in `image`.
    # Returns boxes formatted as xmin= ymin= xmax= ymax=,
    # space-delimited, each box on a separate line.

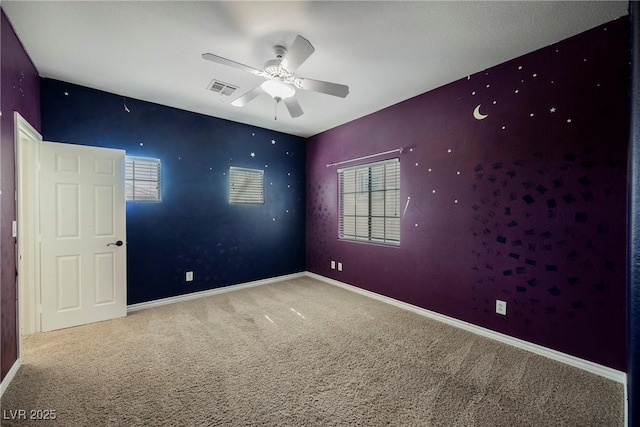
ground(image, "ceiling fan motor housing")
xmin=262 ymin=57 xmax=298 ymax=88
xmin=263 ymin=59 xmax=285 ymax=76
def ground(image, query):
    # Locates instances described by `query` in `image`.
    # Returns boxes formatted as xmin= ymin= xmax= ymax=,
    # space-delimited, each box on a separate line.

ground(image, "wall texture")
xmin=307 ymin=18 xmax=629 ymax=370
xmin=628 ymin=3 xmax=639 ymax=425
xmin=0 ymin=9 xmax=41 ymax=381
xmin=40 ymin=79 xmax=306 ymax=305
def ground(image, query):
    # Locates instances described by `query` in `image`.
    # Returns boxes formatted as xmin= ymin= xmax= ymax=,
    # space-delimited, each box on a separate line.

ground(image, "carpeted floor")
xmin=0 ymin=276 xmax=624 ymax=426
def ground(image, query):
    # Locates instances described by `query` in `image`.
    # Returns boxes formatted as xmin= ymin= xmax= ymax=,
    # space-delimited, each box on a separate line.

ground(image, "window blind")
xmin=125 ymin=156 xmax=161 ymax=201
xmin=229 ymin=166 xmax=264 ymax=204
xmin=338 ymin=158 xmax=400 ymax=245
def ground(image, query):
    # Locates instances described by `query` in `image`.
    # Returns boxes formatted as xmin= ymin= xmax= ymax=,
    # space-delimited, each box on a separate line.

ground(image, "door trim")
xmin=15 ymin=112 xmax=42 ymax=348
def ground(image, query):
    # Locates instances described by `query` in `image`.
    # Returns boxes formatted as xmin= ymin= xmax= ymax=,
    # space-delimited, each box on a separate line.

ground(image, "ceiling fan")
xmin=202 ymin=35 xmax=349 ymax=119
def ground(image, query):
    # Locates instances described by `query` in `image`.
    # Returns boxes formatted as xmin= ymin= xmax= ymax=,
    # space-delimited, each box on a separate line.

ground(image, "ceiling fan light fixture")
xmin=261 ymin=79 xmax=295 ymax=100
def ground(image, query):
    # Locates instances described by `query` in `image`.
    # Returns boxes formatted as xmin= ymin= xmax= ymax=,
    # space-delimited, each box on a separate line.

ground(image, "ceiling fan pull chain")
xmin=274 ymin=99 xmax=278 ymax=120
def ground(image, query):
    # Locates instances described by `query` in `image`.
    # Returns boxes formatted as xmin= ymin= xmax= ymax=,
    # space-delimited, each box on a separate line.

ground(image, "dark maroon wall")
xmin=0 ymin=9 xmax=41 ymax=381
xmin=628 ymin=3 xmax=639 ymax=424
xmin=307 ymin=18 xmax=629 ymax=370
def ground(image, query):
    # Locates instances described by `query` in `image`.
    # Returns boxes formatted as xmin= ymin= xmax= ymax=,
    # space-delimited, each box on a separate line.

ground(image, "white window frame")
xmin=229 ymin=166 xmax=264 ymax=204
xmin=125 ymin=156 xmax=161 ymax=202
xmin=338 ymin=158 xmax=400 ymax=245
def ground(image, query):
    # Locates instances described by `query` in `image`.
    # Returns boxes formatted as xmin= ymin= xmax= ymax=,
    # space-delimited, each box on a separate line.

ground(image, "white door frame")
xmin=14 ymin=113 xmax=43 ymax=350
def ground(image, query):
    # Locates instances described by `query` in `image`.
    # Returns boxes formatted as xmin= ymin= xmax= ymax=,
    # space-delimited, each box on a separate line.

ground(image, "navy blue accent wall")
xmin=629 ymin=2 xmax=639 ymax=425
xmin=41 ymin=79 xmax=306 ymax=304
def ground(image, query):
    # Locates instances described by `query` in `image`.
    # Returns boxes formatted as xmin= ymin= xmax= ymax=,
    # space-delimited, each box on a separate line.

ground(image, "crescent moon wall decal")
xmin=473 ymin=104 xmax=489 ymax=120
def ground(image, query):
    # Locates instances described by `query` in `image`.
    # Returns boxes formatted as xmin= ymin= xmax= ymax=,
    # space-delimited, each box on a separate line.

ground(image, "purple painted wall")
xmin=0 ymin=9 xmax=41 ymax=381
xmin=307 ymin=18 xmax=629 ymax=370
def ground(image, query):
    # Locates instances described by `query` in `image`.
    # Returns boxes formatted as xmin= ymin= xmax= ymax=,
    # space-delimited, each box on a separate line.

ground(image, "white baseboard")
xmin=306 ymin=272 xmax=627 ymax=385
xmin=0 ymin=358 xmax=21 ymax=399
xmin=624 ymin=378 xmax=628 ymax=427
xmin=127 ymin=272 xmax=306 ymax=313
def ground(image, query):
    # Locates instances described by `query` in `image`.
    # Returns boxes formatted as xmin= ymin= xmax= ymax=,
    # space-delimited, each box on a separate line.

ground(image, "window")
xmin=229 ymin=166 xmax=264 ymax=204
xmin=338 ymin=158 xmax=400 ymax=245
xmin=125 ymin=156 xmax=161 ymax=201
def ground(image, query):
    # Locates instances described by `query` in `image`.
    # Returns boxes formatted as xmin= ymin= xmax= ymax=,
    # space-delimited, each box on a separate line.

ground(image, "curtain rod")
xmin=326 ymin=147 xmax=404 ymax=168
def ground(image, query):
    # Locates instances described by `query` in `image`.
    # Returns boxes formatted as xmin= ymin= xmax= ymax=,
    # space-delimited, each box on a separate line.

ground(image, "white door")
xmin=39 ymin=141 xmax=127 ymax=332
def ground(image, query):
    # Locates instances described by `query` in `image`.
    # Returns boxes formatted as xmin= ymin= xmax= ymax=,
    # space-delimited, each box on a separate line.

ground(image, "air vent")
xmin=208 ymin=79 xmax=238 ymax=96
xmin=209 ymin=81 xmax=225 ymax=92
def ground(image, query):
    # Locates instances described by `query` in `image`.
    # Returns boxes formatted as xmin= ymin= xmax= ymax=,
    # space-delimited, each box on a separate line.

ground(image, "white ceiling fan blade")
xmin=284 ymin=97 xmax=304 ymax=118
xmin=202 ymin=53 xmax=262 ymax=76
xmin=231 ymin=85 xmax=264 ymax=107
xmin=280 ymin=35 xmax=315 ymax=73
xmin=298 ymin=78 xmax=349 ymax=98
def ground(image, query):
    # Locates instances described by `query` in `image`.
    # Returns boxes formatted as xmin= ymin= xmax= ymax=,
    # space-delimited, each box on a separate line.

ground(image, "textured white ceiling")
xmin=2 ymin=1 xmax=629 ymax=137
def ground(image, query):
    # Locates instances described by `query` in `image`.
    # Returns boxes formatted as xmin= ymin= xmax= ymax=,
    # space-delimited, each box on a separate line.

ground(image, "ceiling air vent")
xmin=208 ymin=79 xmax=238 ymax=96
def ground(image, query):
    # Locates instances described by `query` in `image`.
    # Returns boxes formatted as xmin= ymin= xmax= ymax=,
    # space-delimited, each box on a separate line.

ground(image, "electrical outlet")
xmin=186 ymin=271 xmax=194 ymax=282
xmin=331 ymin=260 xmax=336 ymax=270
xmin=337 ymin=262 xmax=343 ymax=272
xmin=496 ymin=300 xmax=507 ymax=315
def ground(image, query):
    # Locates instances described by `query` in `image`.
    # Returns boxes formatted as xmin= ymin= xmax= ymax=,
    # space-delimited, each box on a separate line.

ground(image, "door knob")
xmin=107 ymin=240 xmax=124 ymax=247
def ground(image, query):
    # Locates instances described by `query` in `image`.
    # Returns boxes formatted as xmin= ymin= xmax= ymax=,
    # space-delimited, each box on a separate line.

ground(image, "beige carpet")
xmin=0 ymin=276 xmax=624 ymax=426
